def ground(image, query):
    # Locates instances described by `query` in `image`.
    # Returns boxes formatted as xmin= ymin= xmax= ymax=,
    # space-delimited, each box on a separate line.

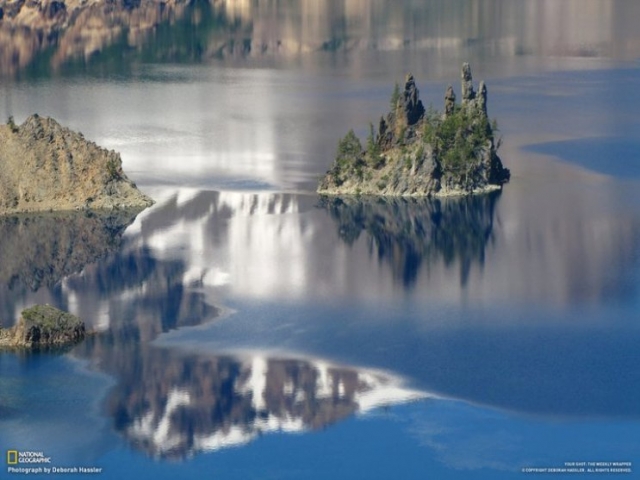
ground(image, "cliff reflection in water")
xmin=75 ymin=334 xmax=425 ymax=459
xmin=320 ymin=193 xmax=500 ymax=287
xmin=2 ymin=0 xmax=640 ymax=78
xmin=0 ymin=210 xmax=141 ymax=325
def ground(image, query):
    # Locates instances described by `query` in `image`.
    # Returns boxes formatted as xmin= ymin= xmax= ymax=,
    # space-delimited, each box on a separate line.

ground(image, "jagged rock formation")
xmin=0 ymin=114 xmax=154 ymax=214
xmin=0 ymin=304 xmax=85 ymax=349
xmin=318 ymin=63 xmax=510 ymax=197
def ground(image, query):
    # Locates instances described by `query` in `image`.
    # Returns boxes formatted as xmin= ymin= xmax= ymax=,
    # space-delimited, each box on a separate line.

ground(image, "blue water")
xmin=162 ymin=299 xmax=640 ymax=418
xmin=525 ymin=137 xmax=640 ymax=179
xmin=2 ymin=348 xmax=637 ymax=480
xmin=95 ymin=401 xmax=638 ymax=480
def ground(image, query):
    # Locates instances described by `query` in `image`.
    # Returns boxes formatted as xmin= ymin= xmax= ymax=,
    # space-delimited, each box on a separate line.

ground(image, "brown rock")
xmin=0 ymin=114 xmax=154 ymax=215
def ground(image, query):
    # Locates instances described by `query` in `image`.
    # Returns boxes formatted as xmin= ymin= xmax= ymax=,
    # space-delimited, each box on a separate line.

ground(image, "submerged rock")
xmin=0 ymin=304 xmax=85 ymax=349
xmin=318 ymin=63 xmax=510 ymax=197
xmin=0 ymin=114 xmax=154 ymax=215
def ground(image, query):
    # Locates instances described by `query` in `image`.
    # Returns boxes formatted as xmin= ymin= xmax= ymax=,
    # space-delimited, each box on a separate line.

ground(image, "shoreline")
xmin=317 ymin=183 xmax=503 ymax=198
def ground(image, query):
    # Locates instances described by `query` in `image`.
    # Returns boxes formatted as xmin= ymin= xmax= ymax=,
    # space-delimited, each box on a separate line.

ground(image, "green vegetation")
xmin=327 ymin=104 xmax=497 ymax=189
xmin=365 ymin=122 xmax=383 ymax=167
xmin=422 ymin=105 xmax=496 ymax=173
xmin=397 ymin=125 xmax=406 ymax=144
xmin=106 ymin=158 xmax=121 ymax=180
xmin=7 ymin=116 xmax=18 ymax=133
xmin=21 ymin=304 xmax=75 ymax=330
xmin=390 ymin=82 xmax=401 ymax=109
xmin=336 ymin=130 xmax=362 ymax=164
xmin=22 ymin=305 xmax=83 ymax=336
xmin=331 ymin=130 xmax=364 ymax=185
xmin=319 ymin=66 xmax=509 ymax=196
xmin=8 ymin=304 xmax=87 ymax=349
xmin=377 ymin=178 xmax=388 ymax=190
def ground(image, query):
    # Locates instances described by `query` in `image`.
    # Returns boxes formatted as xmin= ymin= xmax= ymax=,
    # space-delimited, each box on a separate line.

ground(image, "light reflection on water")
xmin=1 ymin=187 xmax=638 ymax=421
xmin=3 ymin=183 xmax=636 ymax=328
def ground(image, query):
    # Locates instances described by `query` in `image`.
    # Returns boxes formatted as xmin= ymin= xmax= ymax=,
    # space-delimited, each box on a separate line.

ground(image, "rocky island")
xmin=318 ymin=64 xmax=510 ymax=197
xmin=0 ymin=304 xmax=86 ymax=349
xmin=0 ymin=114 xmax=153 ymax=215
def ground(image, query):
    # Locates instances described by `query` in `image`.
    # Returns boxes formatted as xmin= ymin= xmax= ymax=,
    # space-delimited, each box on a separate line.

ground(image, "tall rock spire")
xmin=477 ymin=81 xmax=488 ymax=116
xmin=461 ymin=63 xmax=475 ymax=102
xmin=401 ymin=73 xmax=425 ymax=126
xmin=444 ymin=85 xmax=456 ymax=116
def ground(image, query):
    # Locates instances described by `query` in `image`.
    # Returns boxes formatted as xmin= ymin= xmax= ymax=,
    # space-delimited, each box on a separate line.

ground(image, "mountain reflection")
xmin=320 ymin=193 xmax=500 ymax=287
xmin=2 ymin=0 xmax=639 ymax=77
xmin=76 ymin=336 xmax=425 ymax=458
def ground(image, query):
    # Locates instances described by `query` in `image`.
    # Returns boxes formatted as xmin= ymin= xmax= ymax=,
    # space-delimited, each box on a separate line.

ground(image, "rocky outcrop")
xmin=318 ymin=63 xmax=510 ymax=197
xmin=0 ymin=114 xmax=154 ymax=214
xmin=0 ymin=304 xmax=85 ymax=349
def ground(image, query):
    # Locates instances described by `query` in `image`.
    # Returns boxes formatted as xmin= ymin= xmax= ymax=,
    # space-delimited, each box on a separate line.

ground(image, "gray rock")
xmin=477 ymin=81 xmax=488 ymax=116
xmin=445 ymin=85 xmax=456 ymax=116
xmin=318 ymin=63 xmax=510 ymax=197
xmin=401 ymin=73 xmax=425 ymax=126
xmin=461 ymin=62 xmax=475 ymax=101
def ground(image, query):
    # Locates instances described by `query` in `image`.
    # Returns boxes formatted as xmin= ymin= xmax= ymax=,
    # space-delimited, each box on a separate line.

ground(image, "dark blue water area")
xmin=0 ymin=352 xmax=118 ymax=465
xmin=2 ymin=347 xmax=638 ymax=480
xmin=523 ymin=137 xmax=640 ymax=179
xmin=162 ymin=299 xmax=640 ymax=420
xmin=490 ymin=67 xmax=640 ymax=180
xmin=29 ymin=400 xmax=639 ymax=480
xmin=491 ymin=67 xmax=640 ymax=138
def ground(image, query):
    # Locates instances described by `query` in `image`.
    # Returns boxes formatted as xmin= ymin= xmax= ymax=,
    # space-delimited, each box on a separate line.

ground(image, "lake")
xmin=1 ymin=1 xmax=640 ymax=479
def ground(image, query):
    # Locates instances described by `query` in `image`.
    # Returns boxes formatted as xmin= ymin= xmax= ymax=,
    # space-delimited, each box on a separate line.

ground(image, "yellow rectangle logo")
xmin=7 ymin=450 xmax=18 ymax=465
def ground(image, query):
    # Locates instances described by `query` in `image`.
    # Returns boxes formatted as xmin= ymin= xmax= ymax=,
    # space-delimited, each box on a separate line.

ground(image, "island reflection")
xmin=320 ymin=193 xmax=500 ymax=287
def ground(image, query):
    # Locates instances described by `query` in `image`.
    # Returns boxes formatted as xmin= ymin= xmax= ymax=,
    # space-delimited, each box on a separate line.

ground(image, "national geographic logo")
xmin=5 ymin=450 xmax=103 ymax=475
xmin=6 ymin=450 xmax=52 ymax=464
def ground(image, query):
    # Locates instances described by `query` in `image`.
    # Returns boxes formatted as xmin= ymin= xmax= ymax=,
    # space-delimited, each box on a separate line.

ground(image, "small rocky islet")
xmin=0 ymin=304 xmax=86 ymax=349
xmin=318 ymin=63 xmax=510 ymax=197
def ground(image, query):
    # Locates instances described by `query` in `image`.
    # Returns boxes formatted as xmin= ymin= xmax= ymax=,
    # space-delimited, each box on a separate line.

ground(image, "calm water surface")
xmin=1 ymin=1 xmax=640 ymax=479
